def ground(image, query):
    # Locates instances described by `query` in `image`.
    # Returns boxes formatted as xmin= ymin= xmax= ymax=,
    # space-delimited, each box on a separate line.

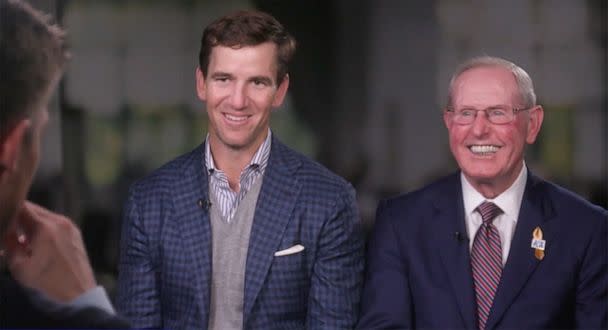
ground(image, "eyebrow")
xmin=209 ymin=71 xmax=233 ymax=79
xmin=249 ymin=76 xmax=273 ymax=85
xmin=459 ymin=104 xmax=510 ymax=109
xmin=208 ymin=72 xmax=274 ymax=85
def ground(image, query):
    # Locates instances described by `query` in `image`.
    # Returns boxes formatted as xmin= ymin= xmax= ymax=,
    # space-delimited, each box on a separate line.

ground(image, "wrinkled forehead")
xmin=452 ymin=66 xmax=520 ymax=107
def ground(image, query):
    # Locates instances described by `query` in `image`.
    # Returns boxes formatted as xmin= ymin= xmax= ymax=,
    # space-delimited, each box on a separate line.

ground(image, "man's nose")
xmin=470 ymin=110 xmax=492 ymax=135
xmin=229 ymin=84 xmax=248 ymax=109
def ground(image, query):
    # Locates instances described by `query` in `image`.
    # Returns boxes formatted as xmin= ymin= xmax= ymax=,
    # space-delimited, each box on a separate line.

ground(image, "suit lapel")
xmin=243 ymin=138 xmax=301 ymax=324
xmin=436 ymin=174 xmax=478 ymax=329
xmin=485 ymin=172 xmax=556 ymax=330
xmin=173 ymin=144 xmax=212 ymax=326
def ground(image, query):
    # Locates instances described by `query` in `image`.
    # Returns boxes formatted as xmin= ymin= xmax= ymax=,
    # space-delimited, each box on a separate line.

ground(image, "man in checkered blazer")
xmin=116 ymin=10 xmax=364 ymax=330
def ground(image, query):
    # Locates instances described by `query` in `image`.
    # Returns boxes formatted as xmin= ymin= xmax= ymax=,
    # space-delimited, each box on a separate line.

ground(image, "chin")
xmin=225 ymin=138 xmax=255 ymax=150
xmin=216 ymin=131 xmax=247 ymax=146
xmin=461 ymin=166 xmax=501 ymax=181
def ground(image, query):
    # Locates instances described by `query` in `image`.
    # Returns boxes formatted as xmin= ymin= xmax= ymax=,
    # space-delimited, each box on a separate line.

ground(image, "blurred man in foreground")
xmin=0 ymin=0 xmax=129 ymax=327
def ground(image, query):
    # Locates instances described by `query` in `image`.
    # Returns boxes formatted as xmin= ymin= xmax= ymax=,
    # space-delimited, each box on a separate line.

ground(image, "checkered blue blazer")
xmin=116 ymin=136 xmax=365 ymax=329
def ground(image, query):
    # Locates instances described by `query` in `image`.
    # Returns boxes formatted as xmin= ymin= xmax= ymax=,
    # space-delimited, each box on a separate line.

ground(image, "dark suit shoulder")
xmin=380 ymin=172 xmax=460 ymax=212
xmin=130 ymin=145 xmax=202 ymax=193
xmin=274 ymin=138 xmax=354 ymax=194
xmin=534 ymin=177 xmax=607 ymax=224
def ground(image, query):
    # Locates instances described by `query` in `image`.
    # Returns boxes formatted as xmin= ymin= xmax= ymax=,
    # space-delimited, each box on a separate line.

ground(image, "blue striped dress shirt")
xmin=204 ymin=130 xmax=271 ymax=222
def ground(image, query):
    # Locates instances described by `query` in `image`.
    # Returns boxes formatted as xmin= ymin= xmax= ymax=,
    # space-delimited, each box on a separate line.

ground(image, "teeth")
xmin=225 ymin=114 xmax=247 ymax=122
xmin=470 ymin=145 xmax=499 ymax=154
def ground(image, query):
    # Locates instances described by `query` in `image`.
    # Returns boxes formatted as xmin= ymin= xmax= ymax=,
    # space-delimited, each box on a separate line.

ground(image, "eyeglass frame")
xmin=444 ymin=105 xmax=533 ymax=125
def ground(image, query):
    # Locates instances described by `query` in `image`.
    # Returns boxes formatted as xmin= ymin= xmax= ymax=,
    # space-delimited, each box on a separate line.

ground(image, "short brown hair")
xmin=198 ymin=10 xmax=296 ymax=85
xmin=0 ymin=0 xmax=68 ymax=138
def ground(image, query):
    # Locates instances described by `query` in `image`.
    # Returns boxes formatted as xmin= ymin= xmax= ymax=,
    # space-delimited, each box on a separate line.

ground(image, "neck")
xmin=472 ymin=182 xmax=504 ymax=199
xmin=209 ymin=141 xmax=262 ymax=192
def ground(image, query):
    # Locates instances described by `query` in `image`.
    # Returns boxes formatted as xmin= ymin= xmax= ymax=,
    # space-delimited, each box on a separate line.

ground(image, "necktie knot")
xmin=477 ymin=201 xmax=502 ymax=225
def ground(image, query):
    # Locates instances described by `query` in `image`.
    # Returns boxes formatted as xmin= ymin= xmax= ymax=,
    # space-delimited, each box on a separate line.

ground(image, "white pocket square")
xmin=274 ymin=244 xmax=305 ymax=257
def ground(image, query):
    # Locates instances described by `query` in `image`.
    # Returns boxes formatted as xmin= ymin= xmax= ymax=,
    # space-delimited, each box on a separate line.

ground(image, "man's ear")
xmin=196 ymin=67 xmax=207 ymax=102
xmin=0 ymin=119 xmax=31 ymax=172
xmin=272 ymin=74 xmax=290 ymax=108
xmin=443 ymin=110 xmax=451 ymax=129
xmin=525 ymin=105 xmax=544 ymax=144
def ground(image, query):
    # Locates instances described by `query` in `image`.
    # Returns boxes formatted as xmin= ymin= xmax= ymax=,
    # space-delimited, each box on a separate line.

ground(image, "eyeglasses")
xmin=445 ymin=106 xmax=531 ymax=125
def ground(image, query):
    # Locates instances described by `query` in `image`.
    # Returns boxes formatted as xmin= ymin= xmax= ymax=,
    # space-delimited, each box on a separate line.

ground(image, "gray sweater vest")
xmin=207 ymin=177 xmax=264 ymax=330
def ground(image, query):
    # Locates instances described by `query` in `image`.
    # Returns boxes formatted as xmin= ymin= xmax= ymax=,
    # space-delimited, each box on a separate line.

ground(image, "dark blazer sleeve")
xmin=116 ymin=187 xmax=162 ymax=328
xmin=575 ymin=207 xmax=607 ymax=328
xmin=357 ymin=199 xmax=413 ymax=329
xmin=308 ymin=184 xmax=365 ymax=329
xmin=0 ymin=276 xmax=130 ymax=329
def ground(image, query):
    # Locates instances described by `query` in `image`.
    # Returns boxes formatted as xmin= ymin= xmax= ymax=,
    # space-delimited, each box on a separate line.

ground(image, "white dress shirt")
xmin=68 ymin=286 xmax=115 ymax=314
xmin=461 ymin=163 xmax=528 ymax=266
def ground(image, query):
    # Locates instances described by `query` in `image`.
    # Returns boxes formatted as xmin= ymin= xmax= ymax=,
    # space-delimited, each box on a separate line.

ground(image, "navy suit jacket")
xmin=0 ymin=274 xmax=130 ymax=328
xmin=116 ymin=136 xmax=364 ymax=329
xmin=358 ymin=171 xmax=607 ymax=329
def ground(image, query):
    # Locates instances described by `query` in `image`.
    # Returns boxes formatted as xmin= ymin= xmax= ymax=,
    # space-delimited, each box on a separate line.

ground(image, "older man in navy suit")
xmin=358 ymin=56 xmax=607 ymax=329
xmin=116 ymin=10 xmax=364 ymax=330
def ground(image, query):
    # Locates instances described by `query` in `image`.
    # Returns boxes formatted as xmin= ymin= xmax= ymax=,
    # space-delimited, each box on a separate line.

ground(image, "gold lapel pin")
xmin=531 ymin=226 xmax=546 ymax=260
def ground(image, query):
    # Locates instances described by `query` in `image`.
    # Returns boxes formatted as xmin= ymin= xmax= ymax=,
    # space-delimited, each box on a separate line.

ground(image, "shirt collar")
xmin=204 ymin=129 xmax=272 ymax=174
xmin=461 ymin=162 xmax=528 ymax=220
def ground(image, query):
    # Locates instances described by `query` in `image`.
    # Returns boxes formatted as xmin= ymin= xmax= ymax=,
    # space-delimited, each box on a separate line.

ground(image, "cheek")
xmin=251 ymin=95 xmax=272 ymax=110
xmin=25 ymin=138 xmax=41 ymax=174
xmin=32 ymin=123 xmax=47 ymax=162
xmin=206 ymin=87 xmax=230 ymax=105
xmin=502 ymin=126 xmax=527 ymax=148
xmin=448 ymin=133 xmax=468 ymax=162
xmin=448 ymin=127 xmax=467 ymax=146
xmin=250 ymin=88 xmax=279 ymax=108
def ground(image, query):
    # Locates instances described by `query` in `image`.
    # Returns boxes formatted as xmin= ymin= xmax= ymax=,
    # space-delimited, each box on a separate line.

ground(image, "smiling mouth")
xmin=224 ymin=113 xmax=250 ymax=123
xmin=469 ymin=145 xmax=500 ymax=155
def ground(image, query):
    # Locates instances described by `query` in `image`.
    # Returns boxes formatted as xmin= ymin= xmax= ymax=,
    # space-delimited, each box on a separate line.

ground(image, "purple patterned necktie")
xmin=471 ymin=201 xmax=503 ymax=330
